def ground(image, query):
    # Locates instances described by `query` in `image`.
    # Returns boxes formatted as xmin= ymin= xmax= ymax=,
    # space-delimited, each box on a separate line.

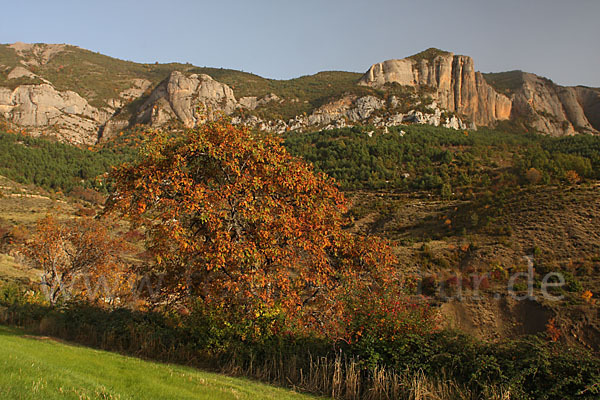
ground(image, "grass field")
xmin=0 ymin=325 xmax=318 ymax=400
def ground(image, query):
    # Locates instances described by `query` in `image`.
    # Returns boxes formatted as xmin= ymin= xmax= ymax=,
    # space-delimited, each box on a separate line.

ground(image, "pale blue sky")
xmin=2 ymin=0 xmax=599 ymax=87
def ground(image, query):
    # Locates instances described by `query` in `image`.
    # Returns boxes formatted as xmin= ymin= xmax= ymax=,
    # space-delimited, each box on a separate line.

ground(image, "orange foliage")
xmin=546 ymin=318 xmax=561 ymax=342
xmin=525 ymin=167 xmax=542 ymax=184
xmin=565 ymin=170 xmax=581 ymax=184
xmin=22 ymin=216 xmax=133 ymax=305
xmin=105 ymin=117 xmax=398 ymax=333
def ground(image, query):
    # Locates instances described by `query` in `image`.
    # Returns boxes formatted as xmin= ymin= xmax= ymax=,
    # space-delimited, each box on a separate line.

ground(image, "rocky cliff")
xmin=486 ymin=71 xmax=600 ymax=136
xmin=358 ymin=50 xmax=512 ymax=127
xmin=0 ymin=43 xmax=598 ymax=144
xmin=0 ymin=83 xmax=111 ymax=144
xmin=135 ymin=71 xmax=238 ymax=128
xmin=359 ymin=50 xmax=600 ymax=136
xmin=125 ymin=72 xmax=464 ymax=136
xmin=576 ymin=87 xmax=600 ymax=130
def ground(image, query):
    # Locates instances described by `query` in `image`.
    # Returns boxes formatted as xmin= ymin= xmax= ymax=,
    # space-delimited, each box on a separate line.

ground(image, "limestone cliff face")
xmin=0 ymin=84 xmax=110 ymax=144
xmin=508 ymin=72 xmax=600 ymax=136
xmin=359 ymin=52 xmax=512 ymax=126
xmin=136 ymin=71 xmax=237 ymax=127
xmin=475 ymin=73 xmax=513 ymax=125
xmin=576 ymin=87 xmax=600 ymax=130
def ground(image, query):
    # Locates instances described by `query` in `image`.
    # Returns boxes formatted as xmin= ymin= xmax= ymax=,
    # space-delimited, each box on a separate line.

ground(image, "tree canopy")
xmin=105 ymin=118 xmax=397 ymax=332
xmin=23 ymin=216 xmax=131 ymax=305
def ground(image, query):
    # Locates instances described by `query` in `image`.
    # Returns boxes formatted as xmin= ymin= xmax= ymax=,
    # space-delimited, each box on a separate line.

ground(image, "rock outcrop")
xmin=360 ymin=50 xmax=600 ymax=136
xmin=9 ymin=42 xmax=67 ymax=67
xmin=136 ymin=71 xmax=237 ymax=127
xmin=576 ymin=87 xmax=600 ymax=130
xmin=359 ymin=50 xmax=512 ymax=127
xmin=7 ymin=66 xmax=39 ymax=80
xmin=307 ymin=95 xmax=385 ymax=125
xmin=233 ymin=95 xmax=468 ymax=134
xmin=0 ymin=84 xmax=110 ymax=144
xmin=506 ymin=72 xmax=600 ymax=136
xmin=119 ymin=79 xmax=152 ymax=101
xmin=238 ymin=93 xmax=282 ymax=110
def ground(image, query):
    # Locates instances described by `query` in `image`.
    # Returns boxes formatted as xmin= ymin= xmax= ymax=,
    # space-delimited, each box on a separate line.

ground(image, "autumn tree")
xmin=104 ymin=118 xmax=398 ymax=332
xmin=23 ymin=216 xmax=132 ymax=305
xmin=565 ymin=169 xmax=581 ymax=184
xmin=525 ymin=167 xmax=542 ymax=184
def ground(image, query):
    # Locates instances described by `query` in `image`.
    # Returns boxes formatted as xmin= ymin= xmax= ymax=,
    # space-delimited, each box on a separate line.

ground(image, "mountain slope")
xmin=1 ymin=43 xmax=598 ymax=144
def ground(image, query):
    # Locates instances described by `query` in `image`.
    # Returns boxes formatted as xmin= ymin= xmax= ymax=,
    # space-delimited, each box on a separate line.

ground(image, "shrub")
xmin=525 ymin=167 xmax=542 ymax=184
xmin=69 ymin=186 xmax=105 ymax=205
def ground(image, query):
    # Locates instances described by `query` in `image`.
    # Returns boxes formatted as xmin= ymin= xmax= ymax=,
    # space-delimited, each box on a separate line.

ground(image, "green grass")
xmin=0 ymin=325 xmax=318 ymax=400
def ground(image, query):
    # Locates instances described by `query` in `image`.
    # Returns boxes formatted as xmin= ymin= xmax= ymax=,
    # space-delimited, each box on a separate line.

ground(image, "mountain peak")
xmin=408 ymin=48 xmax=452 ymax=62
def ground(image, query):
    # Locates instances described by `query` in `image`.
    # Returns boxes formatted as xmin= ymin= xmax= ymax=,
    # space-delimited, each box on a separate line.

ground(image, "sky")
xmin=2 ymin=0 xmax=599 ymax=87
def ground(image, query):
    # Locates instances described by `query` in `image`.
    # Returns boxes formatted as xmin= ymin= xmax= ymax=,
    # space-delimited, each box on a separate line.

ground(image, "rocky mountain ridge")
xmin=0 ymin=43 xmax=598 ymax=144
xmin=359 ymin=50 xmax=512 ymax=127
xmin=489 ymin=71 xmax=600 ymax=136
xmin=102 ymin=70 xmax=469 ymax=140
xmin=360 ymin=49 xmax=600 ymax=136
